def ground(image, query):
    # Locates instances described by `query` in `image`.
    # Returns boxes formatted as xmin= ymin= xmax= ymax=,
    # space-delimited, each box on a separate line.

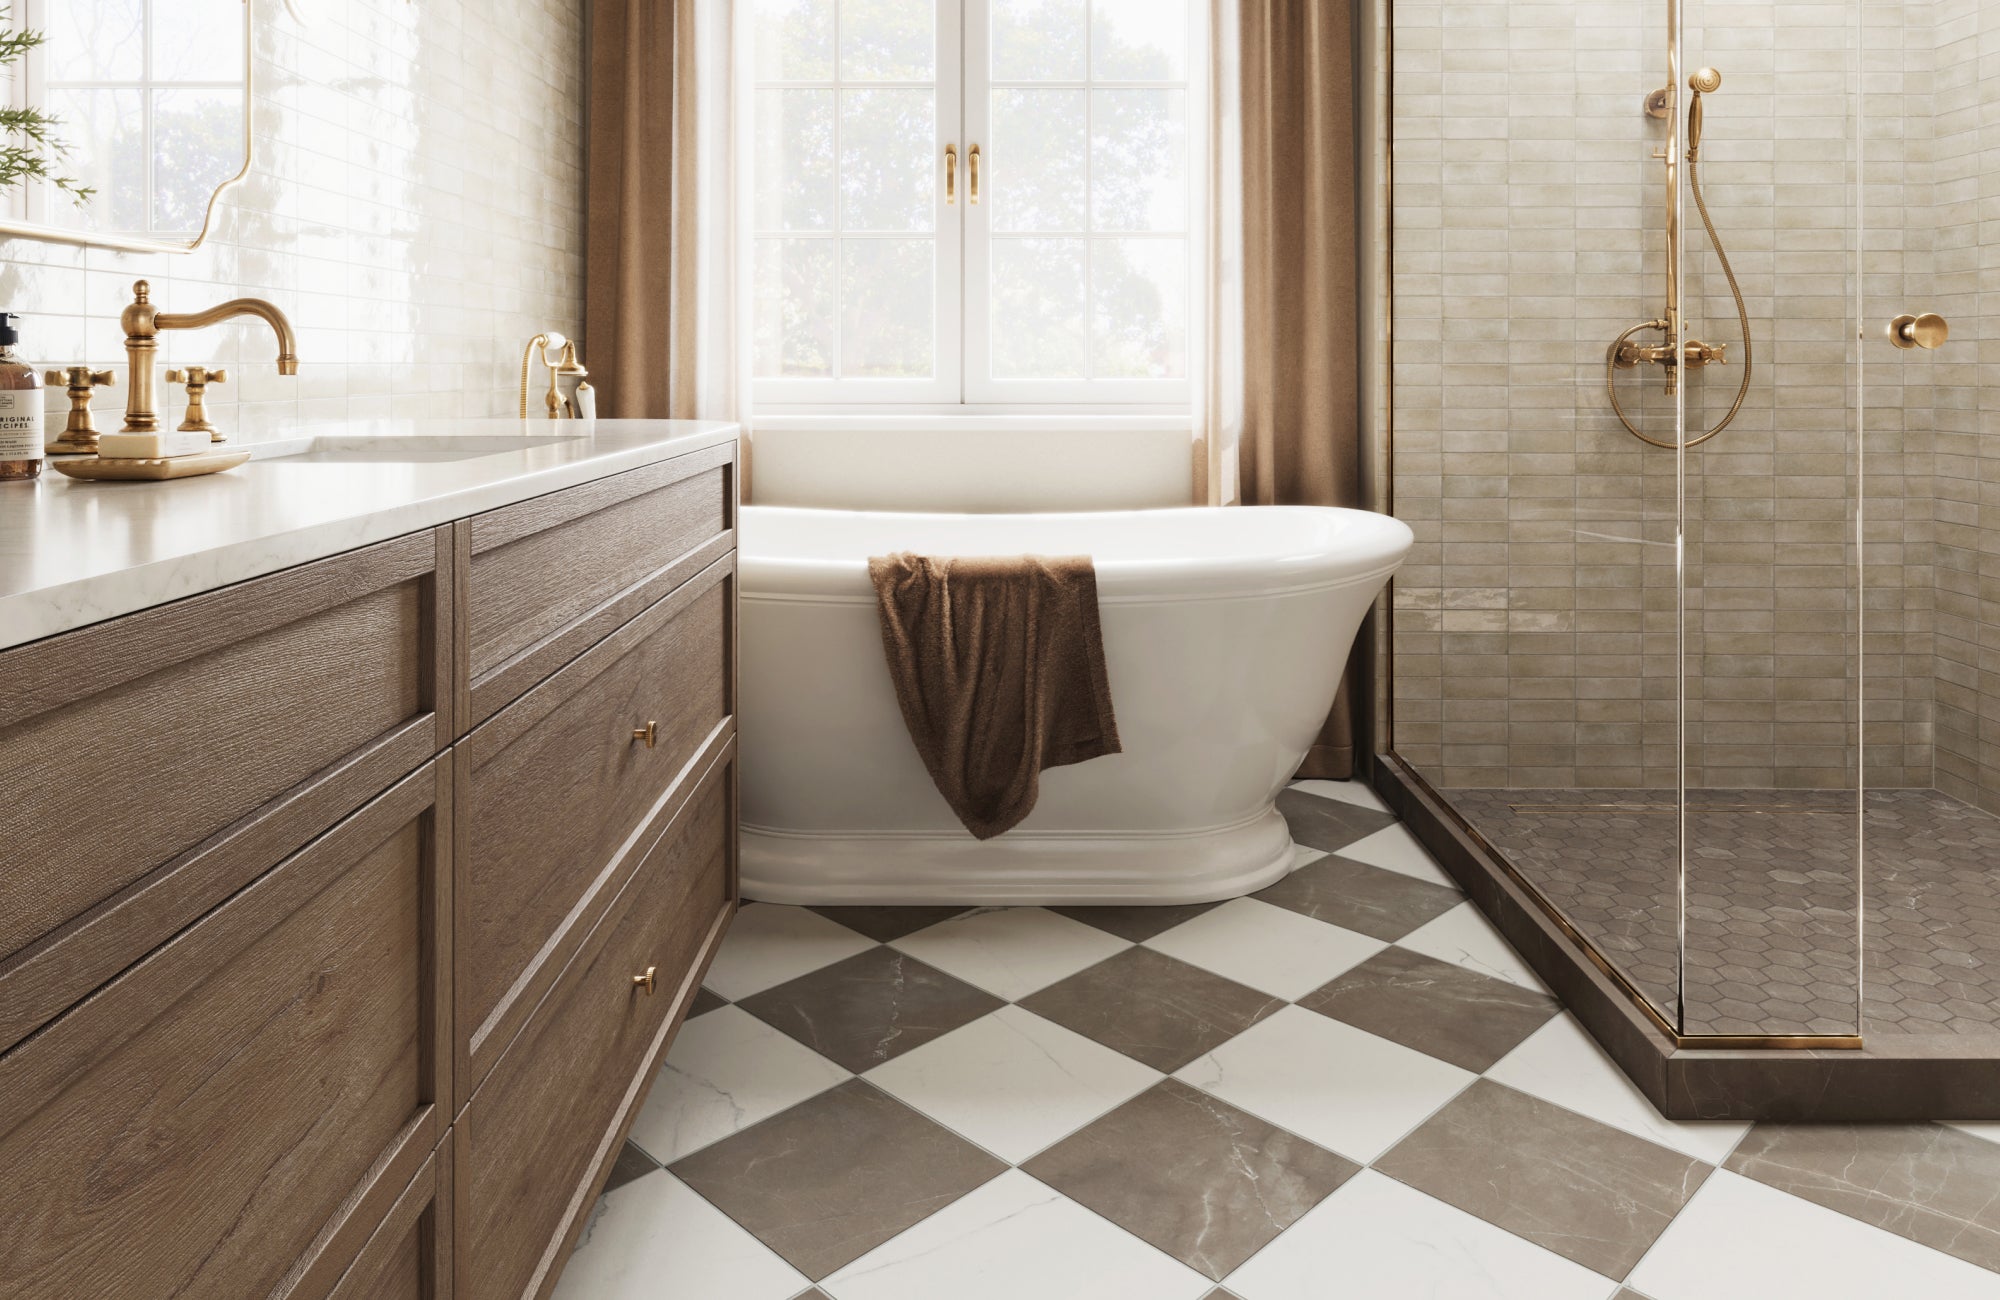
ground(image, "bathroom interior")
xmin=4 ymin=0 xmax=2000 ymax=1297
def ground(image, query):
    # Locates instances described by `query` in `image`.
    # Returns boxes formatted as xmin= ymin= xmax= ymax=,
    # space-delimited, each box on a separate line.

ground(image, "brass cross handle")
xmin=166 ymin=366 xmax=230 ymax=440
xmin=1888 ymin=312 xmax=1948 ymax=350
xmin=632 ymin=965 xmax=657 ymax=996
xmin=43 ymin=367 xmax=118 ymax=454
xmin=633 ymin=720 xmax=659 ymax=748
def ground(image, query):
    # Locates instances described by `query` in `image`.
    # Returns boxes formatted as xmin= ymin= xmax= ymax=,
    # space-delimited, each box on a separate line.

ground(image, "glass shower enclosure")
xmin=1382 ymin=0 xmax=1982 ymax=1051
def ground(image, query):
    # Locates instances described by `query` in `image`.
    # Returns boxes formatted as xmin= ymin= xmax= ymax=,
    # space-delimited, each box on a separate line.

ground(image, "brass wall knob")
xmin=1888 ymin=312 xmax=1948 ymax=350
xmin=632 ymin=965 xmax=657 ymax=996
xmin=633 ymin=720 xmax=659 ymax=748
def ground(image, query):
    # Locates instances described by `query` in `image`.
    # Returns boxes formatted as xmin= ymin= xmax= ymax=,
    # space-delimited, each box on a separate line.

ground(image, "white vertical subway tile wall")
xmin=4 ymin=0 xmax=585 ymax=443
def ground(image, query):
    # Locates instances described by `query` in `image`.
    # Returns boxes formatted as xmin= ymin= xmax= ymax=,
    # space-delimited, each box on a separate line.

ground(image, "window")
xmin=15 ymin=0 xmax=249 ymax=239
xmin=752 ymin=0 xmax=1201 ymax=411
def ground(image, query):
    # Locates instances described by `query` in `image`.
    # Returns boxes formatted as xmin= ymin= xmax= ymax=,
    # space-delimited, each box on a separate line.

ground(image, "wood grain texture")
xmin=327 ymin=1135 xmax=453 ymax=1300
xmin=454 ymin=556 xmax=733 ymax=1106
xmin=459 ymin=750 xmax=737 ymax=1300
xmin=0 ymin=761 xmax=451 ymax=1300
xmin=458 ymin=444 xmax=734 ymax=731
xmin=0 ymin=535 xmax=446 ymax=1048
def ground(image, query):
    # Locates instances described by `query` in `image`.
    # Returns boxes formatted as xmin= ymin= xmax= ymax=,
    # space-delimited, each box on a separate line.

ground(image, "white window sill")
xmin=752 ymin=411 xmax=1195 ymax=435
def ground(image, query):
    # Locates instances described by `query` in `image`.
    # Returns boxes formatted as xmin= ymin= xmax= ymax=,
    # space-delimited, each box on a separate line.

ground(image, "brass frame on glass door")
xmin=1373 ymin=0 xmax=1863 ymax=1053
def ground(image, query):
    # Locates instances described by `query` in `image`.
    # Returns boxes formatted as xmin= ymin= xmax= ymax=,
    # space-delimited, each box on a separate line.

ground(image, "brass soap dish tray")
xmin=53 ymin=449 xmax=251 ymax=482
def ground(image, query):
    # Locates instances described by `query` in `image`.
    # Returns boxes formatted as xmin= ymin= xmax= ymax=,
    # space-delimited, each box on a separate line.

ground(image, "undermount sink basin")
xmin=257 ymin=434 xmax=582 ymax=464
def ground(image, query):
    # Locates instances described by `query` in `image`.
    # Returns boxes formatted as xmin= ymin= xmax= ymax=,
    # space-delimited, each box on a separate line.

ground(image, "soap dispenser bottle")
xmin=0 ymin=313 xmax=44 ymax=482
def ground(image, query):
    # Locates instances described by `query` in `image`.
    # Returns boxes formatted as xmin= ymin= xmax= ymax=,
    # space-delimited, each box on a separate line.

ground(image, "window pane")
xmin=755 ymin=238 xmax=836 ymax=377
xmin=153 ymin=0 xmax=245 ymax=82
xmin=991 ymin=90 xmax=1086 ymax=232
xmin=840 ymin=0 xmax=934 ymax=81
xmin=46 ymin=89 xmax=145 ymax=232
xmin=843 ymin=239 xmax=934 ymax=376
xmin=992 ymin=239 xmax=1086 ymax=378
xmin=992 ymin=0 xmax=1086 ymax=82
xmin=48 ymin=0 xmax=144 ymax=81
xmin=754 ymin=0 xmax=835 ymax=79
xmin=152 ymin=89 xmax=244 ymax=233
xmin=1090 ymin=89 xmax=1188 ymax=232
xmin=1092 ymin=0 xmax=1188 ymax=80
xmin=1093 ymin=238 xmax=1187 ymax=378
xmin=756 ymin=89 xmax=835 ymax=230
xmin=841 ymin=89 xmax=935 ymax=231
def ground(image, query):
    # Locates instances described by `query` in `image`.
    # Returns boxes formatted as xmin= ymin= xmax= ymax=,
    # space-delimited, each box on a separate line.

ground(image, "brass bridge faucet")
xmin=120 ymin=280 xmax=298 ymax=435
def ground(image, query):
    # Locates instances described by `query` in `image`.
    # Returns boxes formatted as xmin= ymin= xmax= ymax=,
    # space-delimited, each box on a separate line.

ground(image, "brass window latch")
xmin=165 ymin=366 xmax=229 ymax=441
xmin=44 ymin=366 xmax=116 ymax=456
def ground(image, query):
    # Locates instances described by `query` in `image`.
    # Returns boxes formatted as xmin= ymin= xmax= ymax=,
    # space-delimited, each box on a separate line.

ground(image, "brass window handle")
xmin=969 ymin=143 xmax=980 ymax=204
xmin=633 ymin=965 xmax=657 ymax=996
xmin=632 ymin=720 xmax=658 ymax=748
xmin=945 ymin=143 xmax=956 ymax=205
xmin=1888 ymin=312 xmax=1947 ymax=350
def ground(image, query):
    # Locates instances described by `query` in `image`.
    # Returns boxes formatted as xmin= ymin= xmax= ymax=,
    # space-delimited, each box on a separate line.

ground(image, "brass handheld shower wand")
xmin=1609 ymin=66 xmax=1754 ymax=449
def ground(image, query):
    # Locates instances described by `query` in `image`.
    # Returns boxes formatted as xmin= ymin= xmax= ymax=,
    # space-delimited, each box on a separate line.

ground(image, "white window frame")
xmin=752 ymin=0 xmax=1205 ymax=417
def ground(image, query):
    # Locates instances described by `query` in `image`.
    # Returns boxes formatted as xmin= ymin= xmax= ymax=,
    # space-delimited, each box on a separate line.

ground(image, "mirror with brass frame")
xmin=1 ymin=0 xmax=252 ymax=253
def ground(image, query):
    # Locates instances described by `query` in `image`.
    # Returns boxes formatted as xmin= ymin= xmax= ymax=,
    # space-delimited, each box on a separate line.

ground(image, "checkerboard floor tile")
xmin=565 ymin=781 xmax=2000 ymax=1298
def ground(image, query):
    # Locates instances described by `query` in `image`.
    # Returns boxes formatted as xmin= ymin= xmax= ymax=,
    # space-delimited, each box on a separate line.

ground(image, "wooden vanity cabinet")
xmin=1 ymin=440 xmax=739 ymax=1300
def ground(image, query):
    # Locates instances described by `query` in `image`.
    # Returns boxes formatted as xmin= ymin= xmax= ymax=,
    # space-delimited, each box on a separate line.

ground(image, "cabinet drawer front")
xmin=456 ymin=555 xmax=732 ymax=1100
xmin=0 ymin=761 xmax=452 ymax=1300
xmin=461 ymin=751 xmax=735 ymax=1300
xmin=458 ymin=443 xmax=735 ymax=729
xmin=0 ymin=530 xmax=450 ymax=1051
xmin=329 ymin=1134 xmax=453 ymax=1300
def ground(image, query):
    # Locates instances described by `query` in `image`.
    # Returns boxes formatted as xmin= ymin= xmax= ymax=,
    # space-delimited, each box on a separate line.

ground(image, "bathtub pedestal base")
xmin=741 ymin=806 xmax=1298 ymax=906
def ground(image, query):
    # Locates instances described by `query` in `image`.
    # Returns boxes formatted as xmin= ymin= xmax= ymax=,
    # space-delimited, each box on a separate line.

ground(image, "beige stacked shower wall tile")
xmin=1382 ymin=0 xmax=1957 ymax=799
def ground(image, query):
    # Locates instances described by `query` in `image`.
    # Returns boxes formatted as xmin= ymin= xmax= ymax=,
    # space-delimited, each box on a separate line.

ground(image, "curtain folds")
xmin=585 ymin=0 xmax=750 ymax=439
xmin=1230 ymin=0 xmax=1364 ymax=778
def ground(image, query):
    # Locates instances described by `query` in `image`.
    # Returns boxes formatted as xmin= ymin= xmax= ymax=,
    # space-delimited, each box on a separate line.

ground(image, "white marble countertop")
xmin=0 ymin=418 xmax=739 ymax=651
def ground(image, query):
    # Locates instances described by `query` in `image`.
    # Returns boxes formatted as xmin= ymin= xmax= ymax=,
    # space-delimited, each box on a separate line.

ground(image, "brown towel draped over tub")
xmin=868 ymin=553 xmax=1121 ymax=840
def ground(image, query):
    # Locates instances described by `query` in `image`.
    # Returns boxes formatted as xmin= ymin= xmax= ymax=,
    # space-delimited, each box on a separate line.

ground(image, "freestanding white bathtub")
xmin=738 ymin=505 xmax=1413 ymax=904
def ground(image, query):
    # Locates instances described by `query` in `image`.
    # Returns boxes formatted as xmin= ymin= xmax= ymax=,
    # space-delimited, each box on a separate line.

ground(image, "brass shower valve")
xmin=1610 ymin=334 xmax=1727 ymax=374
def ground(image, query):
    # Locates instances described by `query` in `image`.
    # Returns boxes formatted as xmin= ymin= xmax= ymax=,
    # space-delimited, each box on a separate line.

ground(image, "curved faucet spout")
xmin=156 ymin=298 xmax=300 ymax=375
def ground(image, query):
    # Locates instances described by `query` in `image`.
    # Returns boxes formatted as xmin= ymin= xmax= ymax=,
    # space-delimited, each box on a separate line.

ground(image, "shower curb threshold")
xmin=1372 ymin=756 xmax=2000 ymax=1122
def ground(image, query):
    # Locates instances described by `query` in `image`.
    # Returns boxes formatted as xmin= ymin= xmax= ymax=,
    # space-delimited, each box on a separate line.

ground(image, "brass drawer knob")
xmin=633 ymin=720 xmax=658 ymax=748
xmin=633 ymin=965 xmax=657 ymax=996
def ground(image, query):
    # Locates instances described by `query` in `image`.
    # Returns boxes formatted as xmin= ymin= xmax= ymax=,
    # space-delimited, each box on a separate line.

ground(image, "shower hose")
xmin=1607 ymin=147 xmax=1754 ymax=450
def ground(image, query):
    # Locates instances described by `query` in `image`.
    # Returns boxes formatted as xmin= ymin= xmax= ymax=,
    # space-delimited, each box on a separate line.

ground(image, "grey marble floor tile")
xmin=602 ymin=1140 xmax=661 ymax=1193
xmin=1018 ymin=946 xmax=1286 ymax=1073
xmin=1723 ymin=1122 xmax=2000 ymax=1272
xmin=1254 ymin=853 xmax=1464 ymax=941
xmin=1376 ymin=1080 xmax=1709 ymax=1280
xmin=1023 ymin=1078 xmax=1359 ymax=1280
xmin=1299 ymin=946 xmax=1560 ymax=1072
xmin=688 ymin=986 xmax=728 ymax=1019
xmin=791 ymin=1291 xmax=832 ymax=1300
xmin=670 ymin=1079 xmax=1006 ymax=1280
xmin=1277 ymin=787 xmax=1400 ymax=852
xmin=1614 ymin=1290 xmax=1654 ymax=1300
xmin=737 ymin=946 xmax=1004 ymax=1074
xmin=1203 ymin=1291 xmax=1245 ymax=1299
xmin=807 ymin=905 xmax=973 ymax=943
xmin=1051 ymin=900 xmax=1226 ymax=943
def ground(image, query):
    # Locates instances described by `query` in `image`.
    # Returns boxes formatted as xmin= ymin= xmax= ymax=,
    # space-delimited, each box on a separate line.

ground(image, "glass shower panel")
xmin=1676 ymin=0 xmax=1863 ymax=1038
xmin=1388 ymin=0 xmax=1689 ymax=1027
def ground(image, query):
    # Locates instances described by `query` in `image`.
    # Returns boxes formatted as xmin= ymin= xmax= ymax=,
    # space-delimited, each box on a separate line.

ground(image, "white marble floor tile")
xmin=1395 ymin=902 xmax=1547 ymax=990
xmin=891 ymin=907 xmax=1130 ymax=1001
xmin=1225 ymin=1169 xmax=1616 ymax=1300
xmin=822 ymin=1168 xmax=1212 ymax=1300
xmin=1952 ymin=1122 xmax=2000 ymax=1146
xmin=1335 ymin=824 xmax=1457 ymax=887
xmin=553 ymin=1171 xmax=809 ymax=1300
xmin=1143 ymin=898 xmax=1387 ymax=1000
xmin=1177 ymin=1005 xmax=1475 ymax=1164
xmin=626 ymin=1005 xmax=851 ymax=1164
xmin=1289 ymin=778 xmax=1389 ymax=812
xmin=1485 ymin=1016 xmax=1749 ymax=1166
xmin=700 ymin=904 xmax=877 ymax=1001
xmin=864 ymin=1005 xmax=1160 ymax=1163
xmin=1627 ymin=1170 xmax=2000 ymax=1299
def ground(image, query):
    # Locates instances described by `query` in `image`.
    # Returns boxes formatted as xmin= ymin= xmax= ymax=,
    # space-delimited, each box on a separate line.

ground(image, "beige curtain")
xmin=1234 ymin=0 xmax=1364 ymax=779
xmin=585 ymin=0 xmax=701 ymax=419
